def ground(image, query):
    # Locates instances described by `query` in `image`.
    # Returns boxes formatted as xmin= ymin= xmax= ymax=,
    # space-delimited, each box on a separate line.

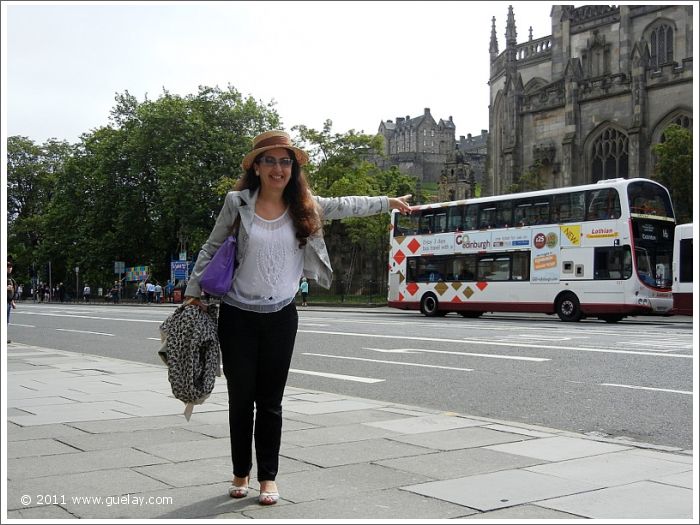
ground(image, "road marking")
xmin=600 ymin=383 xmax=692 ymax=395
xmin=8 ymin=323 xmax=35 ymax=328
xmin=17 ymin=312 xmax=161 ymax=323
xmin=288 ymin=368 xmax=384 ymax=383
xmin=363 ymin=347 xmax=549 ymax=362
xmin=303 ymin=353 xmax=473 ymax=372
xmin=55 ymin=329 xmax=114 ymax=337
xmin=363 ymin=347 xmax=420 ymax=354
xmin=147 ymin=337 xmax=161 ymax=341
xmin=298 ymin=329 xmax=691 ymax=359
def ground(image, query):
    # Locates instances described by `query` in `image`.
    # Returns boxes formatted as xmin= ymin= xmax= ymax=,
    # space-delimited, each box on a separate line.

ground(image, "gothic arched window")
xmin=660 ymin=115 xmax=691 ymax=142
xmin=650 ymin=24 xmax=673 ymax=69
xmin=591 ymin=128 xmax=629 ymax=182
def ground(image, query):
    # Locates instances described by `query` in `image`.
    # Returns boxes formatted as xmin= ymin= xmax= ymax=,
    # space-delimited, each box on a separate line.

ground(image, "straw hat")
xmin=241 ymin=130 xmax=309 ymax=170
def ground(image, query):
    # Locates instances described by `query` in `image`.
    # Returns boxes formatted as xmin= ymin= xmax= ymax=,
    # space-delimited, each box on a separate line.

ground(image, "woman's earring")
xmin=256 ymin=171 xmax=259 ymax=176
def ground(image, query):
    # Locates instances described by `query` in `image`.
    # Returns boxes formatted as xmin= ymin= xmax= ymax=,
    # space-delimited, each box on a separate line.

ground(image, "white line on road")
xmin=600 ymin=383 xmax=692 ymax=395
xmin=303 ymin=353 xmax=474 ymax=372
xmin=8 ymin=323 xmax=35 ymax=328
xmin=147 ymin=337 xmax=161 ymax=341
xmin=288 ymin=368 xmax=384 ymax=383
xmin=363 ymin=347 xmax=549 ymax=362
xmin=17 ymin=312 xmax=161 ymax=323
xmin=55 ymin=329 xmax=114 ymax=337
xmin=298 ymin=329 xmax=691 ymax=359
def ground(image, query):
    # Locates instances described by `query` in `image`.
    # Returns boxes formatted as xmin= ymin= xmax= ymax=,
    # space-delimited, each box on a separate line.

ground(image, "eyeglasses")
xmin=259 ymin=156 xmax=293 ymax=168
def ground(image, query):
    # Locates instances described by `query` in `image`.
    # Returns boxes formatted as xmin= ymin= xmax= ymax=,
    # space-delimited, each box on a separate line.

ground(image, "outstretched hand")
xmin=389 ymin=194 xmax=413 ymax=215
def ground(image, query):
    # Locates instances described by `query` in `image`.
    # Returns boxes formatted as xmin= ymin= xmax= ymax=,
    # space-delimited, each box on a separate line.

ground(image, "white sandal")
xmin=228 ymin=477 xmax=249 ymax=498
xmin=258 ymin=491 xmax=279 ymax=505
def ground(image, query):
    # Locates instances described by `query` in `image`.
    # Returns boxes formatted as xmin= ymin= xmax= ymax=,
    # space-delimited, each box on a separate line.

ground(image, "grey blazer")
xmin=184 ymin=188 xmax=390 ymax=297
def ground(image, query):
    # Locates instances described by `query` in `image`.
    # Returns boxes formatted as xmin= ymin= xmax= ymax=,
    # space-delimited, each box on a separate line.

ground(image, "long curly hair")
xmin=234 ymin=149 xmax=322 ymax=247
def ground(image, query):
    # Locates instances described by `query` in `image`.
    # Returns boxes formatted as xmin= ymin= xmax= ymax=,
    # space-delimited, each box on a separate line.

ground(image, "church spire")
xmin=489 ymin=16 xmax=499 ymax=58
xmin=505 ymin=4 xmax=517 ymax=47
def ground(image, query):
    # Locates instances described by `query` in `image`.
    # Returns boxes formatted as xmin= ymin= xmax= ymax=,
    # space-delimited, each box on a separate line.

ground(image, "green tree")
xmin=652 ymin=124 xmax=693 ymax=224
xmin=7 ymin=136 xmax=74 ymax=286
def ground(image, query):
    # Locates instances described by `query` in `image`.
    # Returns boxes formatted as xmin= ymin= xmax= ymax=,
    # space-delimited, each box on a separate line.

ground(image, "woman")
xmin=184 ymin=130 xmax=411 ymax=505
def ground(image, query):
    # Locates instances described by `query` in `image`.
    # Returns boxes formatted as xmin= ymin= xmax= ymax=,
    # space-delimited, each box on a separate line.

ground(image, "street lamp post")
xmin=75 ymin=266 xmax=79 ymax=303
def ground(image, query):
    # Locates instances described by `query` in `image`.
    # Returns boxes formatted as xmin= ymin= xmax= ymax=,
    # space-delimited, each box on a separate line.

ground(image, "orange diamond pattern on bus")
xmin=406 ymin=282 xmax=419 ymax=296
xmin=451 ymin=282 xmax=461 ymax=291
xmin=393 ymin=250 xmax=406 ymax=265
xmin=399 ymin=272 xmax=405 ymax=284
xmin=476 ymin=281 xmax=488 ymax=291
xmin=407 ymin=238 xmax=421 ymax=253
xmin=464 ymin=287 xmax=474 ymax=299
xmin=434 ymin=282 xmax=448 ymax=295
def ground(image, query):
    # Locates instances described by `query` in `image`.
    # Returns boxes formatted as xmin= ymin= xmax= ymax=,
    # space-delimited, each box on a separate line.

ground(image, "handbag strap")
xmin=231 ymin=214 xmax=241 ymax=237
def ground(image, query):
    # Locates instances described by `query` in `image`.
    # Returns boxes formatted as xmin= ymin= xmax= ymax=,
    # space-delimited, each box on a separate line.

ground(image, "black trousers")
xmin=218 ymin=301 xmax=298 ymax=482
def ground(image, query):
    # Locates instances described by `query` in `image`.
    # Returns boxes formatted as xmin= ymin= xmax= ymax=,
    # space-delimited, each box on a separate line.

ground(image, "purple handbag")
xmin=200 ymin=216 xmax=240 ymax=296
xmin=200 ymin=235 xmax=237 ymax=296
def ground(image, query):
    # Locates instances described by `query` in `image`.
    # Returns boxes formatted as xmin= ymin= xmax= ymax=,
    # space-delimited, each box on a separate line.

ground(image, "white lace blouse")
xmin=225 ymin=209 xmax=303 ymax=313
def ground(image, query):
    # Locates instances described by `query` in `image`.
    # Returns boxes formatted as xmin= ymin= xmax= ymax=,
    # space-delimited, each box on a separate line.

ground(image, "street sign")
xmin=171 ymin=260 xmax=189 ymax=280
xmin=114 ymin=261 xmax=125 ymax=274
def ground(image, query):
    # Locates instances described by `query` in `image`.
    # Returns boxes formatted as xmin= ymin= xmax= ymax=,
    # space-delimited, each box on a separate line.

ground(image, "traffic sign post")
xmin=74 ymin=266 xmax=79 ymax=302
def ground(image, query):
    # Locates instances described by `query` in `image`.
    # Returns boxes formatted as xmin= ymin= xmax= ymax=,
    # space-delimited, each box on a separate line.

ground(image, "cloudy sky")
xmin=4 ymin=1 xmax=558 ymax=145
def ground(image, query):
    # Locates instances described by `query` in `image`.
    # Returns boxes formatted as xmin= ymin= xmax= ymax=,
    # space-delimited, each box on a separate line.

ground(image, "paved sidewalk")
xmin=4 ymin=342 xmax=695 ymax=520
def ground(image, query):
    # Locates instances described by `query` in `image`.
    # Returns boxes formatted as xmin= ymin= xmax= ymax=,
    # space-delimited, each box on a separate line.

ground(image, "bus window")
xmin=434 ymin=212 xmax=447 ymax=233
xmin=479 ymin=206 xmax=496 ymax=229
xmin=627 ymin=180 xmax=674 ymax=218
xmin=407 ymin=256 xmax=449 ymax=282
xmin=447 ymin=205 xmax=463 ymax=231
xmin=552 ymin=191 xmax=585 ymax=223
xmin=635 ymin=246 xmax=656 ymax=286
xmin=448 ymin=255 xmax=477 ymax=281
xmin=464 ymin=204 xmax=478 ymax=230
xmin=532 ymin=201 xmax=551 ymax=224
xmin=587 ymin=188 xmax=621 ymax=220
xmin=679 ymin=237 xmax=693 ymax=283
xmin=514 ymin=202 xmax=532 ymax=226
xmin=594 ymin=246 xmax=631 ymax=280
xmin=496 ymin=201 xmax=513 ymax=228
xmin=478 ymin=256 xmax=509 ymax=281
xmin=511 ymin=252 xmax=530 ymax=280
xmin=394 ymin=210 xmax=420 ymax=237
xmin=419 ymin=213 xmax=434 ymax=234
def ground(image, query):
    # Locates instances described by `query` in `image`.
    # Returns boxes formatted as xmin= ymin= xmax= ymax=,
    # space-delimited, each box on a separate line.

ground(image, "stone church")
xmin=487 ymin=4 xmax=693 ymax=196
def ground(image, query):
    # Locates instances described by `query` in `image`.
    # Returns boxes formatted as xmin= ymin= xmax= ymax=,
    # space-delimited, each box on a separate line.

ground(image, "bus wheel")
xmin=556 ymin=293 xmax=582 ymax=322
xmin=459 ymin=311 xmax=483 ymax=318
xmin=420 ymin=293 xmax=440 ymax=317
xmin=599 ymin=314 xmax=624 ymax=323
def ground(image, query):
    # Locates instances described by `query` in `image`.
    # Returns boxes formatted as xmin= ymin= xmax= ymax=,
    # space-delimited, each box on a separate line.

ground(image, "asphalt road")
xmin=7 ymin=301 xmax=694 ymax=450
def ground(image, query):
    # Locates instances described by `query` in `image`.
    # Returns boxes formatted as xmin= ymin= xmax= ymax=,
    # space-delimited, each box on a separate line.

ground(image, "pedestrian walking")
xmin=7 ymin=257 xmax=17 ymax=342
xmin=165 ymin=280 xmax=174 ymax=303
xmin=298 ymin=277 xmax=309 ymax=306
xmin=155 ymin=282 xmax=163 ymax=303
xmin=137 ymin=280 xmax=147 ymax=303
xmin=83 ymin=283 xmax=91 ymax=303
xmin=146 ymin=281 xmax=156 ymax=304
xmin=183 ymin=130 xmax=412 ymax=505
